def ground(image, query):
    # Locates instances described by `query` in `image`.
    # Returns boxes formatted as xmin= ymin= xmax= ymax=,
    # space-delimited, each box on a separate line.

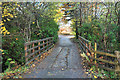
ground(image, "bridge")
xmin=21 ymin=35 xmax=120 ymax=78
xmin=22 ymin=35 xmax=89 ymax=78
xmin=1 ymin=2 xmax=120 ymax=79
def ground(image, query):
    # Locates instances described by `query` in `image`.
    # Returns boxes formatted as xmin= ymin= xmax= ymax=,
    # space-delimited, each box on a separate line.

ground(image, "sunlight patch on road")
xmin=67 ymin=35 xmax=75 ymax=38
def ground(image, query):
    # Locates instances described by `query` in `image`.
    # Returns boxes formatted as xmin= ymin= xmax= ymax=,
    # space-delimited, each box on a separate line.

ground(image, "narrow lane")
xmin=22 ymin=35 xmax=89 ymax=78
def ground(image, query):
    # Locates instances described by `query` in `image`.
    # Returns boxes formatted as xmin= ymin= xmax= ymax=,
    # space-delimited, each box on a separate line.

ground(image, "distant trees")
xmin=61 ymin=2 xmax=120 ymax=51
xmin=1 ymin=2 xmax=60 ymax=42
xmin=1 ymin=2 xmax=61 ymax=72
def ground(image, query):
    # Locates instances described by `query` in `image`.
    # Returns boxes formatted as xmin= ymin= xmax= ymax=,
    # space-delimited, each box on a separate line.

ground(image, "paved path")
xmin=22 ymin=35 xmax=89 ymax=78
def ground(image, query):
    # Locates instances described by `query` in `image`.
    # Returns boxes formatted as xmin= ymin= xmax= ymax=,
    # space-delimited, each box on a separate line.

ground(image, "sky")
xmin=59 ymin=19 xmax=72 ymax=28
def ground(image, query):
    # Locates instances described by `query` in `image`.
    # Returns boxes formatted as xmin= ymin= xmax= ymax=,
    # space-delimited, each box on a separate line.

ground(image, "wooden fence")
xmin=78 ymin=35 xmax=120 ymax=77
xmin=24 ymin=37 xmax=54 ymax=65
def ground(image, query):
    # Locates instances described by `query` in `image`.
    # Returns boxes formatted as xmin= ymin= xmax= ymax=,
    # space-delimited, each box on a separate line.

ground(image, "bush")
xmin=2 ymin=34 xmax=25 ymax=72
xmin=78 ymin=21 xmax=119 ymax=52
xmin=31 ymin=17 xmax=59 ymax=43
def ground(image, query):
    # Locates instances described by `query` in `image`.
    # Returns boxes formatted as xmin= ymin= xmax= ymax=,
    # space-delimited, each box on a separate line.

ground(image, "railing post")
xmin=32 ymin=43 xmax=35 ymax=53
xmin=86 ymin=43 xmax=89 ymax=56
xmin=25 ymin=44 xmax=28 ymax=63
xmin=43 ymin=40 xmax=45 ymax=51
xmin=32 ymin=43 xmax=34 ymax=57
xmin=115 ymin=51 xmax=120 ymax=77
xmin=47 ymin=39 xmax=48 ymax=49
xmin=95 ymin=42 xmax=97 ymax=64
xmin=89 ymin=42 xmax=92 ymax=62
xmin=52 ymin=38 xmax=54 ymax=47
xmin=38 ymin=42 xmax=40 ymax=54
xmin=89 ymin=42 xmax=91 ymax=50
xmin=83 ymin=41 xmax=85 ymax=51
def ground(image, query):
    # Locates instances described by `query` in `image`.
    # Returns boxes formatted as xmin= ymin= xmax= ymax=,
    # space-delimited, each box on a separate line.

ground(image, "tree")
xmin=115 ymin=1 xmax=120 ymax=42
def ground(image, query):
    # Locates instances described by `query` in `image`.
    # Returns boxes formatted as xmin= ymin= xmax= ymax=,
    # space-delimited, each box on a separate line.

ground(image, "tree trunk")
xmin=104 ymin=8 xmax=109 ymax=51
xmin=75 ymin=21 xmax=78 ymax=39
xmin=79 ymin=2 xmax=82 ymax=36
xmin=95 ymin=2 xmax=97 ymax=19
xmin=115 ymin=2 xmax=120 ymax=42
xmin=118 ymin=10 xmax=120 ymax=43
xmin=91 ymin=2 xmax=93 ymax=20
xmin=28 ymin=23 xmax=31 ymax=41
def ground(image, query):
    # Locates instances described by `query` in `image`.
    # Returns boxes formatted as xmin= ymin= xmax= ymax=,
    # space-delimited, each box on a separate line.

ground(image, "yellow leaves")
xmin=8 ymin=13 xmax=10 ymax=15
xmin=2 ymin=53 xmax=5 ymax=55
xmin=10 ymin=14 xmax=14 ymax=18
xmin=32 ymin=64 xmax=35 ymax=67
xmin=0 ymin=26 xmax=10 ymax=35
xmin=1 ymin=4 xmax=17 ymax=35
xmin=56 ymin=10 xmax=59 ymax=12
xmin=87 ymin=53 xmax=90 ymax=56
xmin=7 ymin=32 xmax=10 ymax=34
xmin=91 ymin=71 xmax=94 ymax=73
xmin=0 ymin=2 xmax=2 ymax=5
xmin=4 ymin=15 xmax=8 ymax=17
xmin=10 ymin=61 xmax=15 ymax=64
xmin=15 ymin=3 xmax=18 ymax=6
xmin=7 ymin=7 xmax=10 ymax=9
xmin=7 ymin=13 xmax=14 ymax=18
xmin=4 ymin=20 xmax=6 ymax=22
xmin=3 ymin=29 xmax=7 ymax=33
xmin=0 ymin=49 xmax=4 ymax=55
xmin=90 ymin=68 xmax=93 ymax=71
xmin=94 ymin=75 xmax=97 ymax=78
xmin=4 ymin=8 xmax=8 ymax=14
xmin=39 ymin=2 xmax=42 ymax=5
xmin=2 ymin=6 xmax=16 ymax=19
xmin=16 ymin=38 xmax=18 ymax=40
xmin=15 ymin=16 xmax=17 ymax=18
xmin=1 ymin=50 xmax=3 ymax=52
xmin=0 ymin=49 xmax=4 ymax=52
xmin=32 ymin=22 xmax=35 ymax=24
xmin=80 ymin=53 xmax=84 ymax=57
xmin=37 ymin=33 xmax=40 ymax=35
xmin=12 ymin=7 xmax=15 ymax=10
xmin=4 ymin=8 xmax=7 ymax=11
xmin=1 ymin=27 xmax=6 ymax=30
xmin=88 ymin=16 xmax=91 ymax=22
xmin=17 ymin=5 xmax=20 ymax=7
xmin=7 ymin=18 xmax=10 ymax=21
xmin=3 ymin=32 xmax=7 ymax=35
xmin=0 ymin=22 xmax=4 ymax=26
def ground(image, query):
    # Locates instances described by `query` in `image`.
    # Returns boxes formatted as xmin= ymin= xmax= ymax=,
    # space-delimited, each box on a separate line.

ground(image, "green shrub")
xmin=31 ymin=17 xmax=59 ymax=43
xmin=2 ymin=35 xmax=25 ymax=72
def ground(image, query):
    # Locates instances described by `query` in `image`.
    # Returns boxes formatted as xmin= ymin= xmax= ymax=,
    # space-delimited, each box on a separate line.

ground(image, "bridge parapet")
xmin=78 ymin=35 xmax=120 ymax=78
xmin=24 ymin=37 xmax=54 ymax=65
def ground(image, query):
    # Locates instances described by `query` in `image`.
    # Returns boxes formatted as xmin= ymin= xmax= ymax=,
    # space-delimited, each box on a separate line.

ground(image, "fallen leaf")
xmin=48 ymin=72 xmax=50 ymax=74
xmin=94 ymin=75 xmax=97 ymax=78
xmin=85 ymin=72 xmax=88 ymax=74
xmin=19 ymin=76 xmax=22 ymax=78
xmin=7 ymin=77 xmax=10 ymax=78
xmin=28 ymin=72 xmax=31 ymax=73
xmin=61 ymin=68 xmax=64 ymax=71
xmin=32 ymin=64 xmax=35 ymax=67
